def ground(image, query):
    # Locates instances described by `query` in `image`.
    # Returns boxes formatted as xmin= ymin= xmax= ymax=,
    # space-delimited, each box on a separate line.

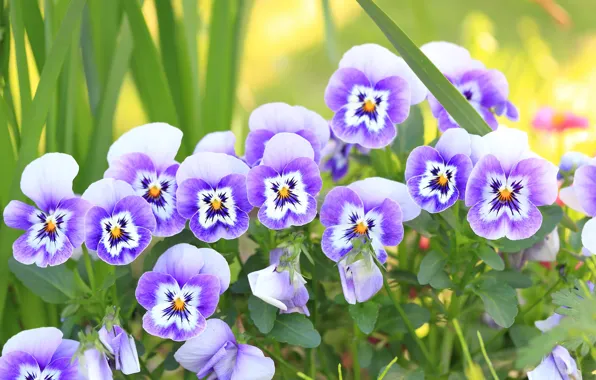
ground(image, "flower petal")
xmin=84 ymin=206 xmax=110 ymax=251
xmin=194 ymin=131 xmax=236 ymax=156
xmin=3 ymin=200 xmax=37 ymax=230
xmin=325 ymin=67 xmax=371 ymax=112
xmin=535 ymin=313 xmax=563 ymax=333
xmin=135 ymin=272 xmax=179 ymax=310
xmin=261 ymin=133 xmax=315 ymax=173
xmin=373 ymin=76 xmax=410 ymax=123
xmin=420 ymin=41 xmax=484 ymax=78
xmin=320 ymin=186 xmax=364 ymax=227
xmin=348 ymin=177 xmax=421 ymax=221
xmin=435 ymin=128 xmax=472 ymax=161
xmin=248 ymin=265 xmax=294 ymax=311
xmin=113 ymin=195 xmax=157 ymax=232
xmin=582 ymin=217 xmax=596 ymax=254
xmin=248 ymin=102 xmax=304 ymax=134
xmin=405 ymin=146 xmax=444 ymax=180
xmin=245 ymin=129 xmax=276 ymax=167
xmin=234 ymin=344 xmax=276 ymax=380
xmin=321 ymin=224 xmax=355 ymax=262
xmin=177 ymin=152 xmax=249 ymax=188
xmin=82 ymin=178 xmax=136 ymax=214
xmin=481 ymin=126 xmax=531 ymax=174
xmin=246 ymin=165 xmax=279 ymax=207
xmin=573 ymin=164 xmax=596 ymax=216
xmin=2 ymin=327 xmax=63 ymax=368
xmin=509 ymin=158 xmax=559 ymax=207
xmin=184 ymin=273 xmax=221 ymax=318
xmin=559 ymin=186 xmax=586 ymax=214
xmin=0 ymin=351 xmax=40 ymax=380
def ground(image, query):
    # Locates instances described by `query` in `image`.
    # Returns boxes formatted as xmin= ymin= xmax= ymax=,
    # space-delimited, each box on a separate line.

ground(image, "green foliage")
xmin=248 ymin=295 xmax=278 ymax=334
xmin=393 ymin=105 xmax=424 ymax=158
xmin=475 ymin=245 xmax=504 ymax=271
xmin=417 ymin=251 xmax=446 ymax=285
xmin=472 ymin=277 xmax=518 ymax=328
xmin=8 ymin=257 xmax=76 ymax=304
xmin=348 ymin=301 xmax=380 ymax=335
xmin=268 ymin=314 xmax=321 ymax=348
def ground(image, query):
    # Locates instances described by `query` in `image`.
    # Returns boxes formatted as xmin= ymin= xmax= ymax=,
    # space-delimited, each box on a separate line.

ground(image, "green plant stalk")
xmin=351 ymin=322 xmax=361 ymax=380
xmin=452 ymin=319 xmax=473 ymax=369
xmin=440 ymin=326 xmax=455 ymax=374
xmin=382 ymin=270 xmax=435 ymax=368
xmin=477 ymin=331 xmax=499 ymax=380
xmin=378 ymin=357 xmax=398 ymax=380
xmin=10 ymin=0 xmax=32 ymax=118
xmin=83 ymin=248 xmax=96 ymax=291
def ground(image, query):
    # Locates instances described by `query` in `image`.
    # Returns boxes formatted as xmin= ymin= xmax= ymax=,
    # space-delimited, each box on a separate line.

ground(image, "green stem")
xmin=351 ymin=322 xmax=361 ymax=380
xmin=262 ymin=347 xmax=303 ymax=375
xmin=83 ymin=247 xmax=96 ymax=291
xmin=477 ymin=331 xmax=499 ymax=380
xmin=440 ymin=326 xmax=455 ymax=374
xmin=452 ymin=319 xmax=473 ymax=368
xmin=382 ymin=271 xmax=435 ymax=368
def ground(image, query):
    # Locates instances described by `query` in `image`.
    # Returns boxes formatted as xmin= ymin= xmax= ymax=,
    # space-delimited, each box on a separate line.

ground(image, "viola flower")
xmin=175 ymin=319 xmax=275 ymax=380
xmin=532 ymin=106 xmax=589 ymax=133
xmin=3 ymin=153 xmax=90 ymax=267
xmin=248 ymin=248 xmax=310 ymax=316
xmin=559 ymin=157 xmax=596 ymax=256
xmin=338 ymin=249 xmax=383 ymax=305
xmin=421 ymin=41 xmax=518 ymax=131
xmin=325 ymin=44 xmax=427 ymax=149
xmin=320 ymin=129 xmax=369 ymax=182
xmin=558 ymin=151 xmax=590 ymax=181
xmin=247 ymin=133 xmax=323 ymax=230
xmin=194 ymin=131 xmax=237 ymax=156
xmin=104 ymin=123 xmax=185 ymax=237
xmin=176 ymin=152 xmax=252 ymax=243
xmin=245 ymin=102 xmax=330 ymax=166
xmin=405 ymin=129 xmax=473 ymax=213
xmin=0 ymin=327 xmax=79 ymax=379
xmin=98 ymin=325 xmax=140 ymax=375
xmin=465 ymin=127 xmax=558 ymax=240
xmin=82 ymin=179 xmax=156 ymax=265
xmin=508 ymin=228 xmax=560 ymax=269
xmin=135 ymin=243 xmax=230 ymax=341
xmin=527 ymin=346 xmax=581 ymax=380
xmin=79 ymin=347 xmax=113 ymax=380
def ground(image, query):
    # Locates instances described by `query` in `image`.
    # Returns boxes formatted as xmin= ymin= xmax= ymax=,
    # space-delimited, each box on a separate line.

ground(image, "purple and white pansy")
xmin=82 ymin=179 xmax=156 ymax=265
xmin=405 ymin=128 xmax=473 ymax=213
xmin=247 ymin=133 xmax=323 ymax=230
xmin=421 ymin=41 xmax=519 ymax=131
xmin=325 ymin=44 xmax=426 ymax=149
xmin=135 ymin=243 xmax=230 ymax=341
xmin=245 ymin=103 xmax=330 ymax=166
xmin=175 ymin=319 xmax=275 ymax=380
xmin=104 ymin=123 xmax=185 ymax=237
xmin=465 ymin=127 xmax=558 ymax=240
xmin=176 ymin=152 xmax=252 ymax=243
xmin=98 ymin=324 xmax=140 ymax=375
xmin=320 ymin=177 xmax=421 ymax=303
xmin=0 ymin=327 xmax=79 ymax=380
xmin=3 ymin=153 xmax=90 ymax=267
xmin=248 ymin=248 xmax=310 ymax=316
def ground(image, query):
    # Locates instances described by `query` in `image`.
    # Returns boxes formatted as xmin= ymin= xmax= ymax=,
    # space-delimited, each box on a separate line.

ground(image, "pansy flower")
xmin=247 ymin=133 xmax=323 ymax=230
xmin=559 ymin=156 xmax=596 ymax=255
xmin=465 ymin=127 xmax=558 ymax=240
xmin=82 ymin=179 xmax=156 ymax=265
xmin=405 ymin=129 xmax=473 ymax=213
xmin=558 ymin=151 xmax=590 ymax=181
xmin=248 ymin=248 xmax=310 ymax=316
xmin=244 ymin=102 xmax=329 ymax=166
xmin=0 ymin=327 xmax=79 ymax=379
xmin=79 ymin=347 xmax=112 ymax=380
xmin=320 ymin=177 xmax=421 ymax=303
xmin=135 ymin=243 xmax=230 ymax=341
xmin=508 ymin=228 xmax=560 ymax=269
xmin=527 ymin=345 xmax=581 ymax=380
xmin=532 ymin=106 xmax=589 ymax=133
xmin=3 ymin=153 xmax=90 ymax=267
xmin=175 ymin=319 xmax=275 ymax=380
xmin=320 ymin=129 xmax=369 ymax=182
xmin=421 ymin=41 xmax=518 ymax=131
xmin=176 ymin=152 xmax=251 ymax=243
xmin=104 ymin=123 xmax=185 ymax=237
xmin=98 ymin=324 xmax=140 ymax=375
xmin=325 ymin=44 xmax=427 ymax=149
xmin=194 ymin=131 xmax=237 ymax=156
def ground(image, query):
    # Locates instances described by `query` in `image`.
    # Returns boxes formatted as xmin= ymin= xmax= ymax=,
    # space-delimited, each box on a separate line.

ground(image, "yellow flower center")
xmin=148 ymin=185 xmax=161 ymax=198
xmin=362 ymin=99 xmax=376 ymax=113
xmin=354 ymin=222 xmax=368 ymax=235
xmin=437 ymin=174 xmax=449 ymax=187
xmin=173 ymin=297 xmax=185 ymax=311
xmin=45 ymin=220 xmax=56 ymax=233
xmin=498 ymin=188 xmax=513 ymax=202
xmin=111 ymin=226 xmax=122 ymax=239
xmin=278 ymin=186 xmax=290 ymax=199
xmin=211 ymin=199 xmax=222 ymax=210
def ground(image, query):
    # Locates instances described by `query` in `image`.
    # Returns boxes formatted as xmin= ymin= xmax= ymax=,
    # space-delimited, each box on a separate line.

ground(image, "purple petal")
xmin=135 ymin=272 xmax=179 ymax=310
xmin=194 ymin=131 xmax=237 ymax=156
xmin=420 ymin=41 xmax=485 ymax=78
xmin=435 ymin=129 xmax=472 ymax=161
xmin=176 ymin=178 xmax=212 ymax=219
xmin=3 ymin=200 xmax=37 ymax=230
xmin=296 ymin=129 xmax=322 ymax=163
xmin=218 ymin=173 xmax=252 ymax=213
xmin=153 ymin=243 xmax=204 ymax=286
xmin=574 ymin=164 xmax=596 ymax=216
xmin=405 ymin=146 xmax=444 ymax=180
xmin=248 ymin=102 xmax=304 ymax=134
xmin=294 ymin=105 xmax=331 ymax=148
xmin=81 ymin=349 xmax=113 ymax=380
xmin=325 ymin=67 xmax=371 ymax=112
xmin=535 ymin=313 xmax=563 ymax=332
xmin=482 ymin=126 xmax=531 ymax=174
xmin=552 ymin=346 xmax=580 ymax=379
xmin=509 ymin=158 xmax=559 ymax=207
xmin=448 ymin=154 xmax=473 ymax=199
xmin=84 ymin=206 xmax=110 ymax=251
xmin=460 ymin=69 xmax=508 ymax=108
xmin=113 ymin=195 xmax=157 ymax=232
xmin=338 ymin=261 xmax=356 ymax=304
xmin=373 ymin=76 xmax=410 ymax=124
xmin=348 ymin=177 xmax=421 ymax=221
xmin=177 ymin=152 xmax=249 ymax=188
xmin=190 ymin=208 xmax=249 ymax=243
xmin=103 ymin=152 xmax=156 ymax=184
xmin=320 ymin=186 xmax=364 ymax=227
xmin=20 ymin=153 xmax=78 ymax=211
xmin=234 ymin=344 xmax=275 ymax=379
xmin=478 ymin=106 xmax=499 ymax=130
xmin=0 ymin=351 xmax=40 ymax=380
xmin=57 ymin=197 xmax=91 ymax=248
xmin=1 ymin=327 xmax=62 ymax=368
xmin=582 ymin=217 xmax=596 ymax=254
xmin=322 ymin=225 xmax=355 ymax=262
xmin=51 ymin=339 xmax=79 ymax=362
xmin=262 ymin=133 xmax=315 ymax=173
xmin=437 ymin=109 xmax=460 ymax=132
xmin=465 ymin=154 xmax=505 ymax=207
xmin=407 ymin=175 xmax=460 ymax=213
xmin=466 ymin=201 xmax=509 ymax=240
xmin=245 ymin=129 xmax=276 ymax=167
xmin=258 ymin=193 xmax=317 ymax=230
xmin=142 ymin=305 xmax=206 ymax=342
xmin=367 ymin=198 xmax=404 ymax=247
xmin=13 ymin=227 xmax=74 ymax=267
xmin=282 ymin=157 xmax=322 ymax=196
xmin=82 ymin=178 xmax=136 ymax=214
xmin=246 ymin=165 xmax=279 ymax=208
xmin=96 ymin=226 xmax=152 ymax=265
xmin=339 ymin=255 xmax=383 ymax=304
xmin=183 ymin=273 xmax=221 ymax=317
xmin=331 ymin=107 xmax=397 ymax=149
xmin=195 ymin=248 xmax=231 ymax=294
xmin=248 ymin=265 xmax=294 ymax=310
xmin=527 ymin=354 xmax=558 ymax=380
xmin=107 ymin=122 xmax=182 ymax=172
xmin=43 ymin=357 xmax=79 ymax=379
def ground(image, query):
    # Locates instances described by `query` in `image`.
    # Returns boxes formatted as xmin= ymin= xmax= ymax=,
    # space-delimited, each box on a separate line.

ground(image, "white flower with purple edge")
xmin=0 ymin=327 xmax=79 ymax=379
xmin=3 ymin=153 xmax=90 ymax=267
xmin=244 ymin=102 xmax=330 ymax=167
xmin=465 ymin=127 xmax=558 ymax=240
xmin=320 ymin=177 xmax=421 ymax=303
xmin=135 ymin=243 xmax=230 ymax=341
xmin=247 ymin=133 xmax=323 ymax=230
xmin=248 ymin=248 xmax=310 ymax=316
xmin=405 ymin=129 xmax=473 ymax=213
xmin=98 ymin=324 xmax=140 ymax=375
xmin=104 ymin=123 xmax=186 ymax=237
xmin=421 ymin=41 xmax=519 ymax=131
xmin=175 ymin=319 xmax=275 ymax=380
xmin=176 ymin=152 xmax=252 ymax=243
xmin=325 ymin=44 xmax=426 ymax=149
xmin=82 ymin=179 xmax=156 ymax=265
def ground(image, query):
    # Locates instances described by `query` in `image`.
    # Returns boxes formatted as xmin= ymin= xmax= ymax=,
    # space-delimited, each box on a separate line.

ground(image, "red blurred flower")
xmin=419 ymin=236 xmax=430 ymax=251
xmin=532 ymin=107 xmax=589 ymax=132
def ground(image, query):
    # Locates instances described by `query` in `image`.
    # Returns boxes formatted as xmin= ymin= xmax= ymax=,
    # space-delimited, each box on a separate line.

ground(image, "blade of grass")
xmin=0 ymin=0 xmax=88 ymax=328
xmin=80 ymin=6 xmax=100 ymax=114
xmin=44 ymin=0 xmax=57 ymax=152
xmin=0 ymin=3 xmax=19 ymax=146
xmin=181 ymin=0 xmax=201 ymax=153
xmin=356 ymin=0 xmax=492 ymax=136
xmin=22 ymin=0 xmax=45 ymax=71
xmin=321 ymin=0 xmax=338 ymax=63
xmin=61 ymin=24 xmax=81 ymax=155
xmin=10 ymin=0 xmax=32 ymax=119
xmin=0 ymin=94 xmax=16 ymax=204
xmin=124 ymin=0 xmax=178 ymax=125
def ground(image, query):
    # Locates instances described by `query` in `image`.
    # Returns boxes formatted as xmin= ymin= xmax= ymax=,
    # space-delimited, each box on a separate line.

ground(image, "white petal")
xmin=21 ymin=153 xmax=78 ymax=210
xmin=193 ymin=131 xmax=236 ymax=156
xmin=261 ymin=133 xmax=315 ymax=172
xmin=81 ymin=178 xmax=135 ymax=212
xmin=582 ymin=217 xmax=596 ymax=254
xmin=482 ymin=126 xmax=530 ymax=173
xmin=348 ymin=177 xmax=420 ymax=221
xmin=523 ymin=228 xmax=559 ymax=262
xmin=177 ymin=152 xmax=249 ymax=186
xmin=293 ymin=105 xmax=331 ymax=147
xmin=435 ymin=128 xmax=471 ymax=161
xmin=249 ymin=103 xmax=303 ymax=133
xmin=420 ymin=41 xmax=485 ymax=78
xmin=469 ymin=134 xmax=488 ymax=165
xmin=559 ymin=186 xmax=586 ymax=214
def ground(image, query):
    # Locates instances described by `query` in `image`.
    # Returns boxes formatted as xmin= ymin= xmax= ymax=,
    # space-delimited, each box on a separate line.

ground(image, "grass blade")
xmin=181 ymin=0 xmax=201 ymax=152
xmin=321 ymin=0 xmax=338 ymax=63
xmin=356 ymin=0 xmax=492 ymax=136
xmin=0 ymin=94 xmax=16 ymax=205
xmin=10 ymin=0 xmax=32 ymax=118
xmin=22 ymin=0 xmax=45 ymax=71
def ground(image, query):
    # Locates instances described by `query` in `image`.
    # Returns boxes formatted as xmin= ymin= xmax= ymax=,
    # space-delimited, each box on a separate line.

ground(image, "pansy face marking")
xmin=345 ymin=86 xmax=389 ymax=133
xmin=486 ymin=176 xmax=525 ymax=218
xmin=136 ymin=171 xmax=176 ymax=220
xmin=149 ymin=281 xmax=203 ymax=334
xmin=100 ymin=211 xmax=140 ymax=257
xmin=342 ymin=211 xmax=375 ymax=241
xmin=418 ymin=162 xmax=458 ymax=204
xmin=28 ymin=209 xmax=71 ymax=256
xmin=197 ymin=187 xmax=237 ymax=228
xmin=264 ymin=171 xmax=308 ymax=218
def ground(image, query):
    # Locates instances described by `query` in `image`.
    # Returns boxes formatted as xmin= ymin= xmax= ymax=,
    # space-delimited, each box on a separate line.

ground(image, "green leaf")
xmin=393 ymin=105 xmax=424 ymax=158
xmin=268 ymin=314 xmax=321 ymax=348
xmin=8 ymin=258 xmax=76 ymax=304
xmin=357 ymin=340 xmax=373 ymax=368
xmin=482 ymin=270 xmax=532 ymax=289
xmin=417 ymin=251 xmax=445 ymax=285
xmin=497 ymin=206 xmax=563 ymax=253
xmin=248 ymin=295 xmax=277 ymax=334
xmin=559 ymin=212 xmax=578 ymax=232
xmin=509 ymin=325 xmax=540 ymax=348
xmin=475 ymin=245 xmax=504 ymax=271
xmin=429 ymin=270 xmax=452 ymax=289
xmin=404 ymin=210 xmax=436 ymax=237
xmin=473 ymin=278 xmax=518 ymax=328
xmin=356 ymin=0 xmax=492 ymax=136
xmin=22 ymin=0 xmax=46 ymax=71
xmin=377 ymin=303 xmax=430 ymax=334
xmin=348 ymin=302 xmax=380 ymax=335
